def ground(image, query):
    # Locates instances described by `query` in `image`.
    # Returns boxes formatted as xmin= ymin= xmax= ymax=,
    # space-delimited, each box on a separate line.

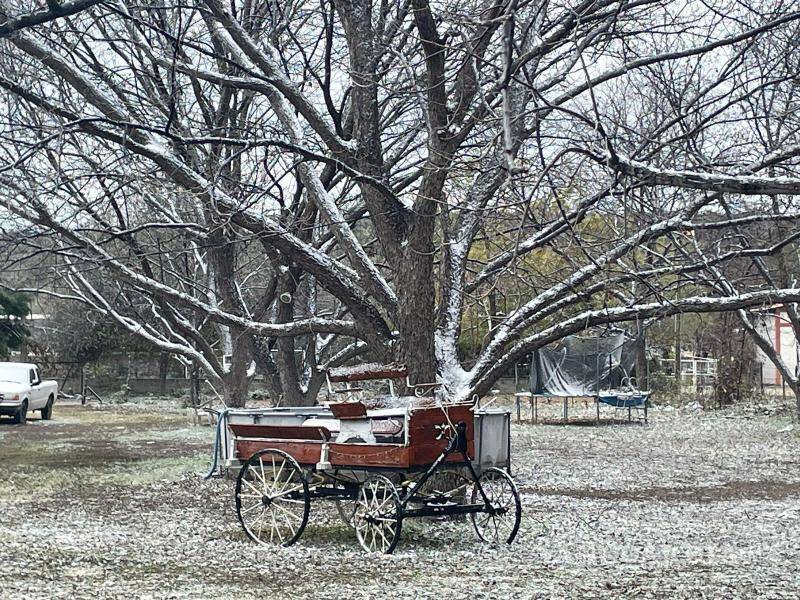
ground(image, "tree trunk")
xmin=189 ymin=362 xmax=200 ymax=408
xmin=674 ymin=314 xmax=682 ymax=384
xmin=222 ymin=370 xmax=249 ymax=408
xmin=395 ymin=223 xmax=437 ymax=387
xmin=635 ymin=323 xmax=648 ymax=390
xmin=158 ymin=352 xmax=169 ymax=396
xmin=207 ymin=228 xmax=253 ymax=408
xmin=221 ymin=328 xmax=251 ymax=408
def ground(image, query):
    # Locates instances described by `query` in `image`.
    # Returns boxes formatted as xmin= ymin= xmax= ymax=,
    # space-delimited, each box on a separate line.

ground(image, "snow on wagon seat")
xmin=326 ymin=362 xmax=409 ymax=383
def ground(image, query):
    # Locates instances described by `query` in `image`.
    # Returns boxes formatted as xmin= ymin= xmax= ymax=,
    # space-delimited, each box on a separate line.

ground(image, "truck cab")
xmin=0 ymin=362 xmax=58 ymax=424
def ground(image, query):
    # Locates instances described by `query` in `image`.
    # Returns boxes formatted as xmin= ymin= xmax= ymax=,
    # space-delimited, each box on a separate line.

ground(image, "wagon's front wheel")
xmin=470 ymin=468 xmax=522 ymax=545
xmin=235 ymin=449 xmax=310 ymax=547
xmin=353 ymin=475 xmax=402 ymax=554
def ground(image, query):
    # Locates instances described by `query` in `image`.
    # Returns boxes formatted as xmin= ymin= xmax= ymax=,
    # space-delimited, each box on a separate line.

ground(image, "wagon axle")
xmin=362 ymin=513 xmax=389 ymax=525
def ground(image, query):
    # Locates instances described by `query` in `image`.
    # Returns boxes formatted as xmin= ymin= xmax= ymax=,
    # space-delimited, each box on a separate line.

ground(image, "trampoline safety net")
xmin=529 ymin=332 xmax=638 ymax=396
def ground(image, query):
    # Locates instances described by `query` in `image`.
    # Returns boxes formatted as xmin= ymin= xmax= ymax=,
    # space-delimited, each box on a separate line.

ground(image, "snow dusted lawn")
xmin=1 ymin=401 xmax=799 ymax=598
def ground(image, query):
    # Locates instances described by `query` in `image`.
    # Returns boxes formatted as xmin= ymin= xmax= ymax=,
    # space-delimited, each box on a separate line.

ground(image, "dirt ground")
xmin=1 ymin=399 xmax=799 ymax=599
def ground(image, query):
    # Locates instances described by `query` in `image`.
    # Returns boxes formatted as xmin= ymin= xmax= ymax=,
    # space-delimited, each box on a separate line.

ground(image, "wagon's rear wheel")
xmin=235 ymin=449 xmax=309 ymax=547
xmin=470 ymin=468 xmax=521 ymax=544
xmin=353 ymin=474 xmax=402 ymax=554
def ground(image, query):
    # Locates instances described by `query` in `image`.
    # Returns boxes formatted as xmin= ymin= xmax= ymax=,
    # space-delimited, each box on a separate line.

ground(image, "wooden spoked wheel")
xmin=470 ymin=468 xmax=522 ymax=544
xmin=235 ymin=449 xmax=310 ymax=547
xmin=353 ymin=475 xmax=403 ymax=554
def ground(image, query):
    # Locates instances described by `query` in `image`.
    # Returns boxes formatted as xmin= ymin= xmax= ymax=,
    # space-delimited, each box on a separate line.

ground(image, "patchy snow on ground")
xmin=1 ymin=402 xmax=799 ymax=598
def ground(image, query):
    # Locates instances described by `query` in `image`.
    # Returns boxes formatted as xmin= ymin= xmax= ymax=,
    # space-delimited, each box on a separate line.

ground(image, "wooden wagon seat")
xmin=324 ymin=395 xmax=435 ymax=432
xmin=302 ymin=416 xmax=404 ymax=437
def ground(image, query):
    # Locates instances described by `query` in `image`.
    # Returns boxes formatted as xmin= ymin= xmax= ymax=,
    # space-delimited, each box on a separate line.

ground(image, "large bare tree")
xmin=2 ymin=0 xmax=800 ymax=407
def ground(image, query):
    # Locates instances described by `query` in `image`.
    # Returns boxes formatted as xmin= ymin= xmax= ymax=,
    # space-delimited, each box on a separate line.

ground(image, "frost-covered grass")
xmin=1 ymin=401 xmax=799 ymax=598
xmin=0 ymin=403 xmax=209 ymax=500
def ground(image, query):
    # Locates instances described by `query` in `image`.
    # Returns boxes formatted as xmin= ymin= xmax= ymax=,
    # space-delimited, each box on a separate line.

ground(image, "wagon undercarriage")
xmin=234 ymin=425 xmax=521 ymax=553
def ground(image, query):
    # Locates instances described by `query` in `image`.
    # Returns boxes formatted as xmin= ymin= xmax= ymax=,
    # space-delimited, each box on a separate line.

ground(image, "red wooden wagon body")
xmin=230 ymin=402 xmax=475 ymax=470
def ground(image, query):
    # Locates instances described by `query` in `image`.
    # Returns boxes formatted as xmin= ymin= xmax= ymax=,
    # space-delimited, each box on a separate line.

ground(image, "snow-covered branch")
xmin=611 ymin=154 xmax=800 ymax=196
xmin=0 ymin=0 xmax=101 ymax=36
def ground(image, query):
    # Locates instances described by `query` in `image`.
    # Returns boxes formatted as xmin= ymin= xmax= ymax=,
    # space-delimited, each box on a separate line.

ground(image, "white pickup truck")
xmin=0 ymin=362 xmax=58 ymax=424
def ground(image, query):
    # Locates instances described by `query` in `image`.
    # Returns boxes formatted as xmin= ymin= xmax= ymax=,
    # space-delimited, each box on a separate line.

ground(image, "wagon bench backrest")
xmin=325 ymin=363 xmax=410 ymax=401
xmin=326 ymin=363 xmax=409 ymax=383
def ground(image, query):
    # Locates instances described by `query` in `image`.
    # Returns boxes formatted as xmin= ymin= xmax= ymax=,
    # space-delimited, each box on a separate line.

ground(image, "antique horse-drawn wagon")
xmin=213 ymin=364 xmax=520 ymax=553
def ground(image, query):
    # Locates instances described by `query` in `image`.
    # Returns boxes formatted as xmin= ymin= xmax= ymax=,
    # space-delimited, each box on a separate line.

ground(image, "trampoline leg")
xmin=534 ymin=396 xmax=538 ymax=423
xmin=529 ymin=396 xmax=534 ymax=423
xmin=596 ymin=398 xmax=600 ymax=423
xmin=628 ymin=406 xmax=632 ymax=422
xmin=516 ymin=395 xmax=521 ymax=422
xmin=563 ymin=397 xmax=568 ymax=422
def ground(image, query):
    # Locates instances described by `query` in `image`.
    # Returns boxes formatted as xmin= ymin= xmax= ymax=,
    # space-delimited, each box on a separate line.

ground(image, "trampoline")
xmin=515 ymin=331 xmax=650 ymax=424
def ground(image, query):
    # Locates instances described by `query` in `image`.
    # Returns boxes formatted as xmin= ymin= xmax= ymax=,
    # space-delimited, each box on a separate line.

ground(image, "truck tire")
xmin=12 ymin=400 xmax=27 ymax=425
xmin=41 ymin=396 xmax=54 ymax=420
